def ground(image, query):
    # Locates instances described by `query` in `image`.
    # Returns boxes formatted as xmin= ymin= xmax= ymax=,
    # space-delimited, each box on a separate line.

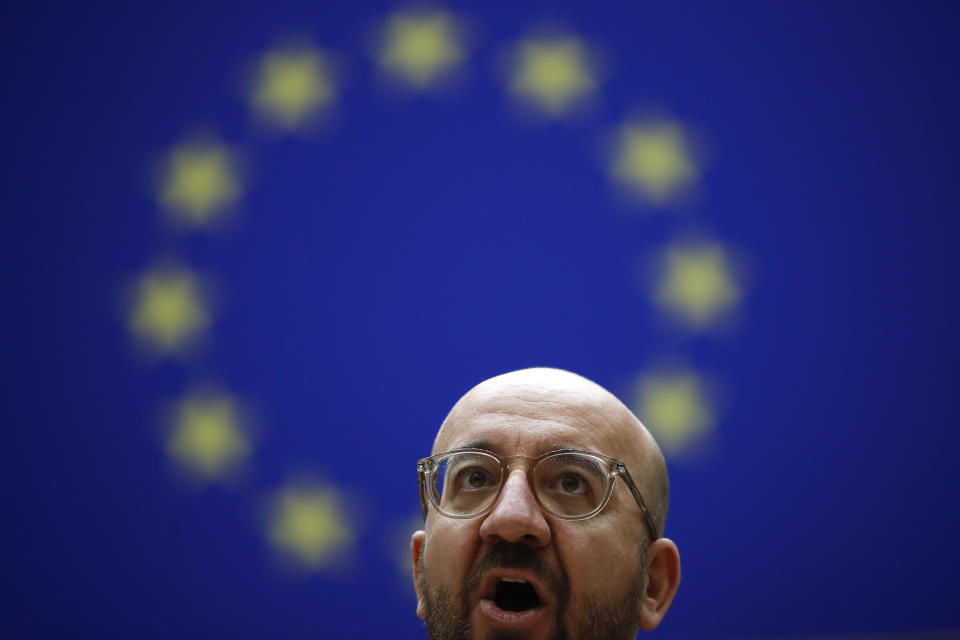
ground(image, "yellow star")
xmin=127 ymin=265 xmax=210 ymax=353
xmin=377 ymin=10 xmax=464 ymax=89
xmin=611 ymin=121 xmax=698 ymax=205
xmin=635 ymin=371 xmax=714 ymax=455
xmin=167 ymin=391 xmax=250 ymax=480
xmin=159 ymin=139 xmax=241 ymax=226
xmin=508 ymin=36 xmax=596 ymax=117
xmin=655 ymin=242 xmax=740 ymax=328
xmin=250 ymin=46 xmax=335 ymax=129
xmin=268 ymin=484 xmax=352 ymax=569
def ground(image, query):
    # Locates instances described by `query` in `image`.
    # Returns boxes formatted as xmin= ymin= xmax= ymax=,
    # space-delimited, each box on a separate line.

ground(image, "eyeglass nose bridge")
xmin=478 ymin=456 xmax=536 ymax=507
xmin=501 ymin=454 xmax=536 ymax=472
xmin=496 ymin=455 xmax=570 ymax=502
xmin=496 ymin=456 xmax=541 ymax=498
xmin=490 ymin=461 xmax=532 ymax=500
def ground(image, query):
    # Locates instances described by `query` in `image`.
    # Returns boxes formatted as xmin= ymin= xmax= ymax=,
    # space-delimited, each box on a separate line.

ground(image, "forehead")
xmin=434 ymin=382 xmax=638 ymax=460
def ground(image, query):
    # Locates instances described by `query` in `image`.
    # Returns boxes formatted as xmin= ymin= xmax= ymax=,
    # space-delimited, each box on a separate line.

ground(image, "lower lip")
xmin=477 ymin=599 xmax=547 ymax=631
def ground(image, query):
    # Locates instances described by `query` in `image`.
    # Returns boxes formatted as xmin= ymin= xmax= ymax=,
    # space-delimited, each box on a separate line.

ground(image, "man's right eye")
xmin=455 ymin=467 xmax=491 ymax=490
xmin=467 ymin=471 xmax=486 ymax=488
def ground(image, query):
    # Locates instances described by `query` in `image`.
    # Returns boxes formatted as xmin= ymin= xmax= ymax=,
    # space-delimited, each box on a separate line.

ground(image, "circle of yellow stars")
xmin=126 ymin=5 xmax=748 ymax=572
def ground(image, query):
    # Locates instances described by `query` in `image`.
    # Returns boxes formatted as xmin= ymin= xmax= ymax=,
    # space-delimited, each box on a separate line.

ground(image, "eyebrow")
xmin=540 ymin=442 xmax=582 ymax=455
xmin=451 ymin=440 xmax=499 ymax=454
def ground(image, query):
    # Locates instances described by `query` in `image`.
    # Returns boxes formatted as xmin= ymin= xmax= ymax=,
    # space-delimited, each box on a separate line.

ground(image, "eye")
xmin=467 ymin=470 xmax=486 ymax=488
xmin=559 ymin=473 xmax=586 ymax=494
xmin=455 ymin=466 xmax=494 ymax=491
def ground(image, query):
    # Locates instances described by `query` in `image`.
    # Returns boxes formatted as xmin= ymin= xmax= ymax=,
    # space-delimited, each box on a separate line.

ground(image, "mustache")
xmin=465 ymin=543 xmax=567 ymax=596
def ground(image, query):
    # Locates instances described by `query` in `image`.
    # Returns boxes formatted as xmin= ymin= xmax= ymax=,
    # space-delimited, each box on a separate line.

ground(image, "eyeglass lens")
xmin=430 ymin=451 xmax=609 ymax=518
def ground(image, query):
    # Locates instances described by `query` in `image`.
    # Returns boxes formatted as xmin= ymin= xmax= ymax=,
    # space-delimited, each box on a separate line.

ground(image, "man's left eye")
xmin=560 ymin=474 xmax=584 ymax=493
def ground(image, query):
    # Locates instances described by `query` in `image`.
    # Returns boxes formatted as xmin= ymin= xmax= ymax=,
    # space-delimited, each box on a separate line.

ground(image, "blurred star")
xmin=508 ymin=36 xmax=596 ymax=117
xmin=250 ymin=46 xmax=335 ymax=129
xmin=635 ymin=371 xmax=713 ymax=454
xmin=655 ymin=242 xmax=740 ymax=328
xmin=160 ymin=139 xmax=240 ymax=225
xmin=268 ymin=484 xmax=351 ymax=569
xmin=128 ymin=265 xmax=209 ymax=354
xmin=611 ymin=120 xmax=697 ymax=205
xmin=377 ymin=10 xmax=464 ymax=89
xmin=167 ymin=391 xmax=249 ymax=480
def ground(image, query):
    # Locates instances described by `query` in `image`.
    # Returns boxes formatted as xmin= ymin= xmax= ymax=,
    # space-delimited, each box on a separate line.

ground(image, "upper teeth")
xmin=501 ymin=578 xmax=528 ymax=584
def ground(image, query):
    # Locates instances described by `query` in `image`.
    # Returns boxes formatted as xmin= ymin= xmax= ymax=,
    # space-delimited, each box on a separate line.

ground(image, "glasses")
xmin=417 ymin=448 xmax=658 ymax=541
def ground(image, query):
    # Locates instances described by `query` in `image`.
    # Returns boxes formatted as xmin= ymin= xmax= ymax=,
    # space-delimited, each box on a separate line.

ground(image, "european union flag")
xmin=1 ymin=2 xmax=958 ymax=638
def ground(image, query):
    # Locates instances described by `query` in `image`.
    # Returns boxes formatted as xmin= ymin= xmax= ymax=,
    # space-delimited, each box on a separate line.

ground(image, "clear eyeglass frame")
xmin=417 ymin=448 xmax=659 ymax=541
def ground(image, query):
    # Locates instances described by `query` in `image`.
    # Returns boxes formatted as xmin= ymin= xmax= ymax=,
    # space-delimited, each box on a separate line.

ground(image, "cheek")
xmin=423 ymin=519 xmax=480 ymax=587
xmin=554 ymin=525 xmax=642 ymax=597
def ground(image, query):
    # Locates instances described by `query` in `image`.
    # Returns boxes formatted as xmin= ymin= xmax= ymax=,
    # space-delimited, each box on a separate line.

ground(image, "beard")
xmin=418 ymin=543 xmax=648 ymax=640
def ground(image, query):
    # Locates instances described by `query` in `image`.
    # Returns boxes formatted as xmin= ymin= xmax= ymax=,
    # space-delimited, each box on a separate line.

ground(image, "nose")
xmin=478 ymin=468 xmax=551 ymax=547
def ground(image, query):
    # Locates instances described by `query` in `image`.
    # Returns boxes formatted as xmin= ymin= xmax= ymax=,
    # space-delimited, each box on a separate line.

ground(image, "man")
xmin=412 ymin=367 xmax=681 ymax=640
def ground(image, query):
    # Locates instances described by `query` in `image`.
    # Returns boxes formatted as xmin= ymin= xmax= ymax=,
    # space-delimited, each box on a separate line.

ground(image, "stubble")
xmin=417 ymin=543 xmax=647 ymax=640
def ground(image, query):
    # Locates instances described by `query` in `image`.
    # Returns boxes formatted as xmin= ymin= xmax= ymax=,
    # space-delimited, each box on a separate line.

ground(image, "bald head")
xmin=435 ymin=367 xmax=670 ymax=538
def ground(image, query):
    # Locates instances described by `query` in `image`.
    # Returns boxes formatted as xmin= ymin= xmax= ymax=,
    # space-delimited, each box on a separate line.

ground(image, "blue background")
xmin=2 ymin=1 xmax=958 ymax=638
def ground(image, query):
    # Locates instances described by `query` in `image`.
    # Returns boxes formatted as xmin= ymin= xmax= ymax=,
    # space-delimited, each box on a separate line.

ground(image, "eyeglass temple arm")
xmin=616 ymin=462 xmax=659 ymax=541
xmin=417 ymin=463 xmax=429 ymax=521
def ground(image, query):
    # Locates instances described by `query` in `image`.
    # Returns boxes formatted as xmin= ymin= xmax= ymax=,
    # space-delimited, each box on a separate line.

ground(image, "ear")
xmin=411 ymin=530 xmax=426 ymax=620
xmin=639 ymin=537 xmax=681 ymax=631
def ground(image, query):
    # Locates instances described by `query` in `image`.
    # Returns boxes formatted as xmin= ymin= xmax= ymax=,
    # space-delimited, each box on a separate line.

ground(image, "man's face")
xmin=413 ymin=375 xmax=653 ymax=640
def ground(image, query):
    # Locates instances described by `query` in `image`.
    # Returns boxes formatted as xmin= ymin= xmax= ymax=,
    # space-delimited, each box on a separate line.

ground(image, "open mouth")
xmin=477 ymin=571 xmax=551 ymax=631
xmin=494 ymin=577 xmax=542 ymax=612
